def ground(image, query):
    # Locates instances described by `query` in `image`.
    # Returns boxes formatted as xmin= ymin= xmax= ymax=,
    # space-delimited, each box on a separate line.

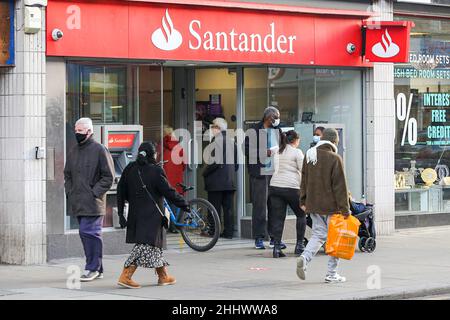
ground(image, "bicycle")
xmin=163 ymin=183 xmax=221 ymax=252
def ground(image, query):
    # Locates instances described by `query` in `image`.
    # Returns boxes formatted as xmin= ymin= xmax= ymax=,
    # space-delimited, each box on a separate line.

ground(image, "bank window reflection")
xmin=243 ymin=67 xmax=363 ymax=217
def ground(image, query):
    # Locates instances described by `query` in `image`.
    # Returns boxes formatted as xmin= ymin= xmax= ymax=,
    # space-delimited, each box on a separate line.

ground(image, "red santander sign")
xmin=47 ymin=1 xmax=413 ymax=66
xmin=47 ymin=1 xmax=367 ymax=67
xmin=107 ymin=134 xmax=135 ymax=149
xmin=363 ymin=21 xmax=414 ymax=63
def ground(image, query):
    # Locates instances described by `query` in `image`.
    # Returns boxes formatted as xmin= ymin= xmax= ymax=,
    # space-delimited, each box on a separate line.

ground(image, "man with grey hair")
xmin=245 ymin=106 xmax=284 ymax=250
xmin=203 ymin=117 xmax=238 ymax=239
xmin=64 ymin=117 xmax=114 ymax=282
xmin=297 ymin=128 xmax=351 ymax=283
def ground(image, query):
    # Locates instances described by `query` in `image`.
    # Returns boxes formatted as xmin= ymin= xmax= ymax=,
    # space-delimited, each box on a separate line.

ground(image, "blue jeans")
xmin=78 ymin=216 xmax=104 ymax=273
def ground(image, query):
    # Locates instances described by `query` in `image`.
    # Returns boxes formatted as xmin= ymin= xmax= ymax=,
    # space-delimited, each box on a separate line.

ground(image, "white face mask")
xmin=272 ymin=118 xmax=280 ymax=127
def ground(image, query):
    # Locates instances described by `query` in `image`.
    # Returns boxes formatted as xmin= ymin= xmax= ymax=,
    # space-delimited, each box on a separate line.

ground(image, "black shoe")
xmin=273 ymin=243 xmax=286 ymax=258
xmin=294 ymin=240 xmax=305 ymax=256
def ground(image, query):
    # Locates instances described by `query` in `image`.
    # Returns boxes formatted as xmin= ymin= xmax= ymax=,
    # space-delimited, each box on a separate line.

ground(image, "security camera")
xmin=347 ymin=43 xmax=356 ymax=54
xmin=52 ymin=29 xmax=63 ymax=41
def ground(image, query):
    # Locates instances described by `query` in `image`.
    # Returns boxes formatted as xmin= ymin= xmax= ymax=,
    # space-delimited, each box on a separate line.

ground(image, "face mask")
xmin=312 ymin=135 xmax=320 ymax=144
xmin=75 ymin=133 xmax=88 ymax=144
xmin=272 ymin=118 xmax=280 ymax=127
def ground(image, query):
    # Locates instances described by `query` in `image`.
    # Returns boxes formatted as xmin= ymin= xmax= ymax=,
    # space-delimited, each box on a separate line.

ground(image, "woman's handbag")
xmin=325 ymin=214 xmax=360 ymax=260
xmin=137 ymin=169 xmax=170 ymax=229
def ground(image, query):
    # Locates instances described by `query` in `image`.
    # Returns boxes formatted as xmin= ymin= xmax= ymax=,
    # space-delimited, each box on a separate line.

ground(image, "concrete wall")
xmin=366 ymin=0 xmax=396 ymax=235
xmin=0 ymin=1 xmax=47 ymax=264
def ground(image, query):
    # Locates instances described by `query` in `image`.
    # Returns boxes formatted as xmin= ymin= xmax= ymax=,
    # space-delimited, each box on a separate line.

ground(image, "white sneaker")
xmin=325 ymin=274 xmax=346 ymax=283
xmin=97 ymin=273 xmax=104 ymax=279
xmin=80 ymin=271 xmax=100 ymax=282
xmin=296 ymin=255 xmax=307 ymax=280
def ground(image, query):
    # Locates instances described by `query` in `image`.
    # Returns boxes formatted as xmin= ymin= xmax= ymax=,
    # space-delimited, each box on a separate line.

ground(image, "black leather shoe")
xmin=294 ymin=240 xmax=305 ymax=256
xmin=273 ymin=244 xmax=286 ymax=258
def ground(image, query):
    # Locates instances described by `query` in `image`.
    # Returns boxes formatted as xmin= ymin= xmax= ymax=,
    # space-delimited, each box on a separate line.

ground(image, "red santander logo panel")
xmin=107 ymin=134 xmax=135 ymax=149
xmin=128 ymin=6 xmax=315 ymax=65
xmin=47 ymin=1 xmax=378 ymax=67
xmin=364 ymin=21 xmax=414 ymax=63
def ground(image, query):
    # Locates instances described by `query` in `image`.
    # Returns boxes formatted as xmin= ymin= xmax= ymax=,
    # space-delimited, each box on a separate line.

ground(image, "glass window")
xmin=67 ymin=63 xmax=136 ymax=127
xmin=65 ymin=62 xmax=139 ymax=230
xmin=394 ymin=16 xmax=450 ymax=216
xmin=243 ymin=67 xmax=363 ymax=216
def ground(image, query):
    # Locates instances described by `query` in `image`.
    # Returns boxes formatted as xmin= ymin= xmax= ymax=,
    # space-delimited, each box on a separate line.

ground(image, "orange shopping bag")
xmin=325 ymin=214 xmax=361 ymax=260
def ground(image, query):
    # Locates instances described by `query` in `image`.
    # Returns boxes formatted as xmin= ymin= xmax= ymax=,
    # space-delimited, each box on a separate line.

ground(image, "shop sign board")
xmin=107 ymin=134 xmax=136 ymax=149
xmin=47 ymin=1 xmax=372 ymax=67
xmin=364 ymin=21 xmax=414 ymax=63
xmin=423 ymin=93 xmax=450 ymax=146
xmin=0 ymin=0 xmax=14 ymax=67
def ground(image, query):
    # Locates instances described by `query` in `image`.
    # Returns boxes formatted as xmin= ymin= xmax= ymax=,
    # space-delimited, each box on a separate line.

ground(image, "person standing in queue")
xmin=116 ymin=142 xmax=190 ymax=288
xmin=268 ymin=130 xmax=306 ymax=258
xmin=203 ymin=118 xmax=238 ymax=239
xmin=245 ymin=106 xmax=284 ymax=250
xmin=310 ymin=126 xmax=325 ymax=148
xmin=157 ymin=125 xmax=187 ymax=234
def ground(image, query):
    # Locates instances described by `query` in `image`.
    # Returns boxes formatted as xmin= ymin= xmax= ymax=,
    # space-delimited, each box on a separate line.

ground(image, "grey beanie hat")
xmin=322 ymin=128 xmax=339 ymax=144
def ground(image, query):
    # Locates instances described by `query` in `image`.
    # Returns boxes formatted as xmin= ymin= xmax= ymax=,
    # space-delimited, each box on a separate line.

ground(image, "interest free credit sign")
xmin=47 ymin=1 xmax=371 ymax=67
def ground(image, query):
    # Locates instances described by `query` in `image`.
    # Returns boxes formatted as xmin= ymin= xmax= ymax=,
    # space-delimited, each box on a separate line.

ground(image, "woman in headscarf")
xmin=116 ymin=142 xmax=190 ymax=288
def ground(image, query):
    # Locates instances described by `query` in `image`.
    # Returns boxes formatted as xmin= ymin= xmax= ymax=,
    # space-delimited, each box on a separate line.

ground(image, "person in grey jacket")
xmin=64 ymin=118 xmax=115 ymax=282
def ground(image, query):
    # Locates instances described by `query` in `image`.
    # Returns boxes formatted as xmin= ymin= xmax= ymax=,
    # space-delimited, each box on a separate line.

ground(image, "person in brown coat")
xmin=296 ymin=128 xmax=351 ymax=283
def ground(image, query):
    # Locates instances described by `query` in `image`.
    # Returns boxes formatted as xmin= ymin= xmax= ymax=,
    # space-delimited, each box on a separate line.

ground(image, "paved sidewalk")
xmin=1 ymin=226 xmax=450 ymax=300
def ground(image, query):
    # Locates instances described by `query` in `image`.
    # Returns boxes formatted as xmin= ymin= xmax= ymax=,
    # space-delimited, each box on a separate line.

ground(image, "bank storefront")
xmin=393 ymin=14 xmax=450 ymax=228
xmin=43 ymin=0 xmax=412 ymax=259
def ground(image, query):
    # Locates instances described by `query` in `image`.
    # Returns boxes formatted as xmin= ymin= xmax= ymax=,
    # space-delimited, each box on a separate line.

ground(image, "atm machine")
xmin=93 ymin=124 xmax=143 ymax=227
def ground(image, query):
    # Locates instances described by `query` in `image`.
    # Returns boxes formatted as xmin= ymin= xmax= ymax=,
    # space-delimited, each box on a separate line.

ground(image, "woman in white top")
xmin=268 ymin=130 xmax=306 ymax=258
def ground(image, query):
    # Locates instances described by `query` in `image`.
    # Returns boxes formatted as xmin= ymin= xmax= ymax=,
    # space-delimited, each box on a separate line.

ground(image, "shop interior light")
xmin=110 ymin=105 xmax=123 ymax=109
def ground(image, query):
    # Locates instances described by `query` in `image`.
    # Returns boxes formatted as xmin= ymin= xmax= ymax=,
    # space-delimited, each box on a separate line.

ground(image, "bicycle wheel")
xmin=179 ymin=198 xmax=220 ymax=252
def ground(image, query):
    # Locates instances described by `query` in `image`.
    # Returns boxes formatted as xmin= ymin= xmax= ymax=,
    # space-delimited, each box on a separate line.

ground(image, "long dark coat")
xmin=203 ymin=130 xmax=238 ymax=192
xmin=117 ymin=161 xmax=189 ymax=248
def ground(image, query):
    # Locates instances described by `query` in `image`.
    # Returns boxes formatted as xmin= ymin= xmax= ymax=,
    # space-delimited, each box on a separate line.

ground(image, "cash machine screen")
xmin=107 ymin=131 xmax=140 ymax=178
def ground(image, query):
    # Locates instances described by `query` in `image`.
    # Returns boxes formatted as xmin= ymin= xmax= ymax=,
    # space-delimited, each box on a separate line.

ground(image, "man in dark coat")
xmin=297 ymin=128 xmax=351 ymax=284
xmin=64 ymin=117 xmax=115 ymax=282
xmin=203 ymin=118 xmax=238 ymax=239
xmin=244 ymin=106 xmax=283 ymax=249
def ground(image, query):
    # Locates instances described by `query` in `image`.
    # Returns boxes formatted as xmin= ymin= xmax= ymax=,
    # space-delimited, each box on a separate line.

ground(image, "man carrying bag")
xmin=296 ymin=128 xmax=351 ymax=283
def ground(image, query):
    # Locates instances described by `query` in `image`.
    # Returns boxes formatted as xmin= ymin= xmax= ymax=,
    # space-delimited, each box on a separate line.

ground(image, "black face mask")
xmin=75 ymin=133 xmax=88 ymax=144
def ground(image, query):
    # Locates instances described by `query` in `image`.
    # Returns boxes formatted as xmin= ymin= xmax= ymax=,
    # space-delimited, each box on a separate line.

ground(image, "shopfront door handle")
xmin=188 ymin=138 xmax=194 ymax=171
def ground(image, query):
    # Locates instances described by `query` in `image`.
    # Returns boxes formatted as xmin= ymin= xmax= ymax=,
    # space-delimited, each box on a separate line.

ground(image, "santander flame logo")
xmin=371 ymin=29 xmax=400 ymax=58
xmin=151 ymin=9 xmax=183 ymax=51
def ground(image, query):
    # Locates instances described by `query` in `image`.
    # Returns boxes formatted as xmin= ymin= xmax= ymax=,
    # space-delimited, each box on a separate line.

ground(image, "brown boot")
xmin=117 ymin=265 xmax=141 ymax=289
xmin=155 ymin=266 xmax=176 ymax=286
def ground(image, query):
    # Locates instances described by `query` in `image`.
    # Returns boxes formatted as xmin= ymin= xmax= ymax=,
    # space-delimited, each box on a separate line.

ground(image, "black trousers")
xmin=250 ymin=175 xmax=272 ymax=240
xmin=268 ymin=186 xmax=306 ymax=243
xmin=208 ymin=191 xmax=235 ymax=237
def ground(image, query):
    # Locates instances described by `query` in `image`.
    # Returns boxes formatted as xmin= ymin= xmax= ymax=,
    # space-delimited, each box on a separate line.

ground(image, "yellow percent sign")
xmin=396 ymin=93 xmax=418 ymax=146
